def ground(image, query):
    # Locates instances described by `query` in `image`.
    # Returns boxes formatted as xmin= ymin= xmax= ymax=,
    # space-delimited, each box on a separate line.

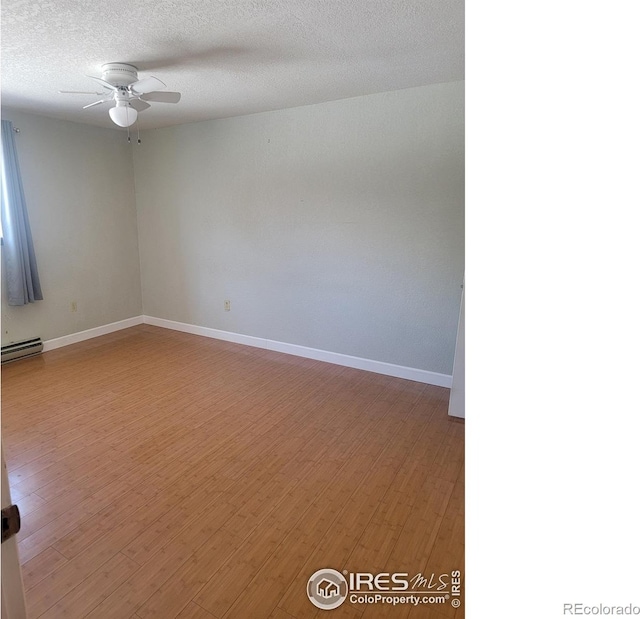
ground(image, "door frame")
xmin=1 ymin=441 xmax=27 ymax=618
xmin=448 ymin=282 xmax=465 ymax=418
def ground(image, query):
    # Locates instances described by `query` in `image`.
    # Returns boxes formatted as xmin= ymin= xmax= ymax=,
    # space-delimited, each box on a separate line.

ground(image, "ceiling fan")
xmin=60 ymin=63 xmax=181 ymax=127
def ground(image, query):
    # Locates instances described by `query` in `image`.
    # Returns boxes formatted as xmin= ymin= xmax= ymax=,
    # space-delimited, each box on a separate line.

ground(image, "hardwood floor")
xmin=1 ymin=325 xmax=464 ymax=618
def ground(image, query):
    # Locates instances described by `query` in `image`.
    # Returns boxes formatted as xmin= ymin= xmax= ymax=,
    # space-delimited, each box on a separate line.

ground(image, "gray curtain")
xmin=1 ymin=120 xmax=43 ymax=305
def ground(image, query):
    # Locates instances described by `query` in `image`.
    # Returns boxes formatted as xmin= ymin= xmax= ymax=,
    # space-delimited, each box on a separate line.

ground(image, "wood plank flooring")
xmin=1 ymin=325 xmax=464 ymax=618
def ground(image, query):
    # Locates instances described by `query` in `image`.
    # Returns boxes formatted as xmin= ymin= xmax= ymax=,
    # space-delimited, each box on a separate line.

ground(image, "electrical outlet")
xmin=71 ymin=301 xmax=78 ymax=312
xmin=224 ymin=300 xmax=231 ymax=311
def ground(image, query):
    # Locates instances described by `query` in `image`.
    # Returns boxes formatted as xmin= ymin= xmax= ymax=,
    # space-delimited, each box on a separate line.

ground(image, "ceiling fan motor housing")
xmin=101 ymin=63 xmax=138 ymax=87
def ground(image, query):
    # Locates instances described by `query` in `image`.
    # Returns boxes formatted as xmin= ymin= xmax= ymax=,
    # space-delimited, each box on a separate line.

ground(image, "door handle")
xmin=1 ymin=504 xmax=21 ymax=543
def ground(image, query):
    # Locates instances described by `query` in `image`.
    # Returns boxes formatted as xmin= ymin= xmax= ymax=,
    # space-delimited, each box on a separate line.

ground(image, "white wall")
xmin=1 ymin=110 xmax=142 ymax=344
xmin=134 ymin=81 xmax=464 ymax=374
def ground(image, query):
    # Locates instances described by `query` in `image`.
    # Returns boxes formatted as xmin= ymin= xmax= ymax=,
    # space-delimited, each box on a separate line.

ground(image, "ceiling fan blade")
xmin=82 ymin=99 xmax=108 ymax=109
xmin=140 ymin=91 xmax=181 ymax=104
xmin=130 ymin=76 xmax=166 ymax=95
xmin=86 ymin=75 xmax=117 ymax=90
xmin=129 ymin=99 xmax=151 ymax=112
xmin=60 ymin=90 xmax=108 ymax=95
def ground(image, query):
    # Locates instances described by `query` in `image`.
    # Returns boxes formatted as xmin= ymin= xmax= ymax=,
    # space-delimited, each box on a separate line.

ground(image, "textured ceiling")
xmin=1 ymin=0 xmax=464 ymax=130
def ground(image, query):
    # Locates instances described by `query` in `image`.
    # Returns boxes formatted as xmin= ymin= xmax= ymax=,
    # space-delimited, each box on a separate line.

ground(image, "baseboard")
xmin=143 ymin=315 xmax=452 ymax=387
xmin=39 ymin=314 xmax=452 ymax=387
xmin=42 ymin=316 xmax=144 ymax=352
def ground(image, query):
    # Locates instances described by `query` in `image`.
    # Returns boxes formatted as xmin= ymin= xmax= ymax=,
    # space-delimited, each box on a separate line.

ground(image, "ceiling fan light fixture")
xmin=109 ymin=101 xmax=138 ymax=127
xmin=61 ymin=64 xmax=181 ymax=128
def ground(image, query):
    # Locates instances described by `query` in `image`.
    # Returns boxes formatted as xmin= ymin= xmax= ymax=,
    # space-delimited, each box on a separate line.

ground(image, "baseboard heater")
xmin=1 ymin=337 xmax=43 ymax=364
